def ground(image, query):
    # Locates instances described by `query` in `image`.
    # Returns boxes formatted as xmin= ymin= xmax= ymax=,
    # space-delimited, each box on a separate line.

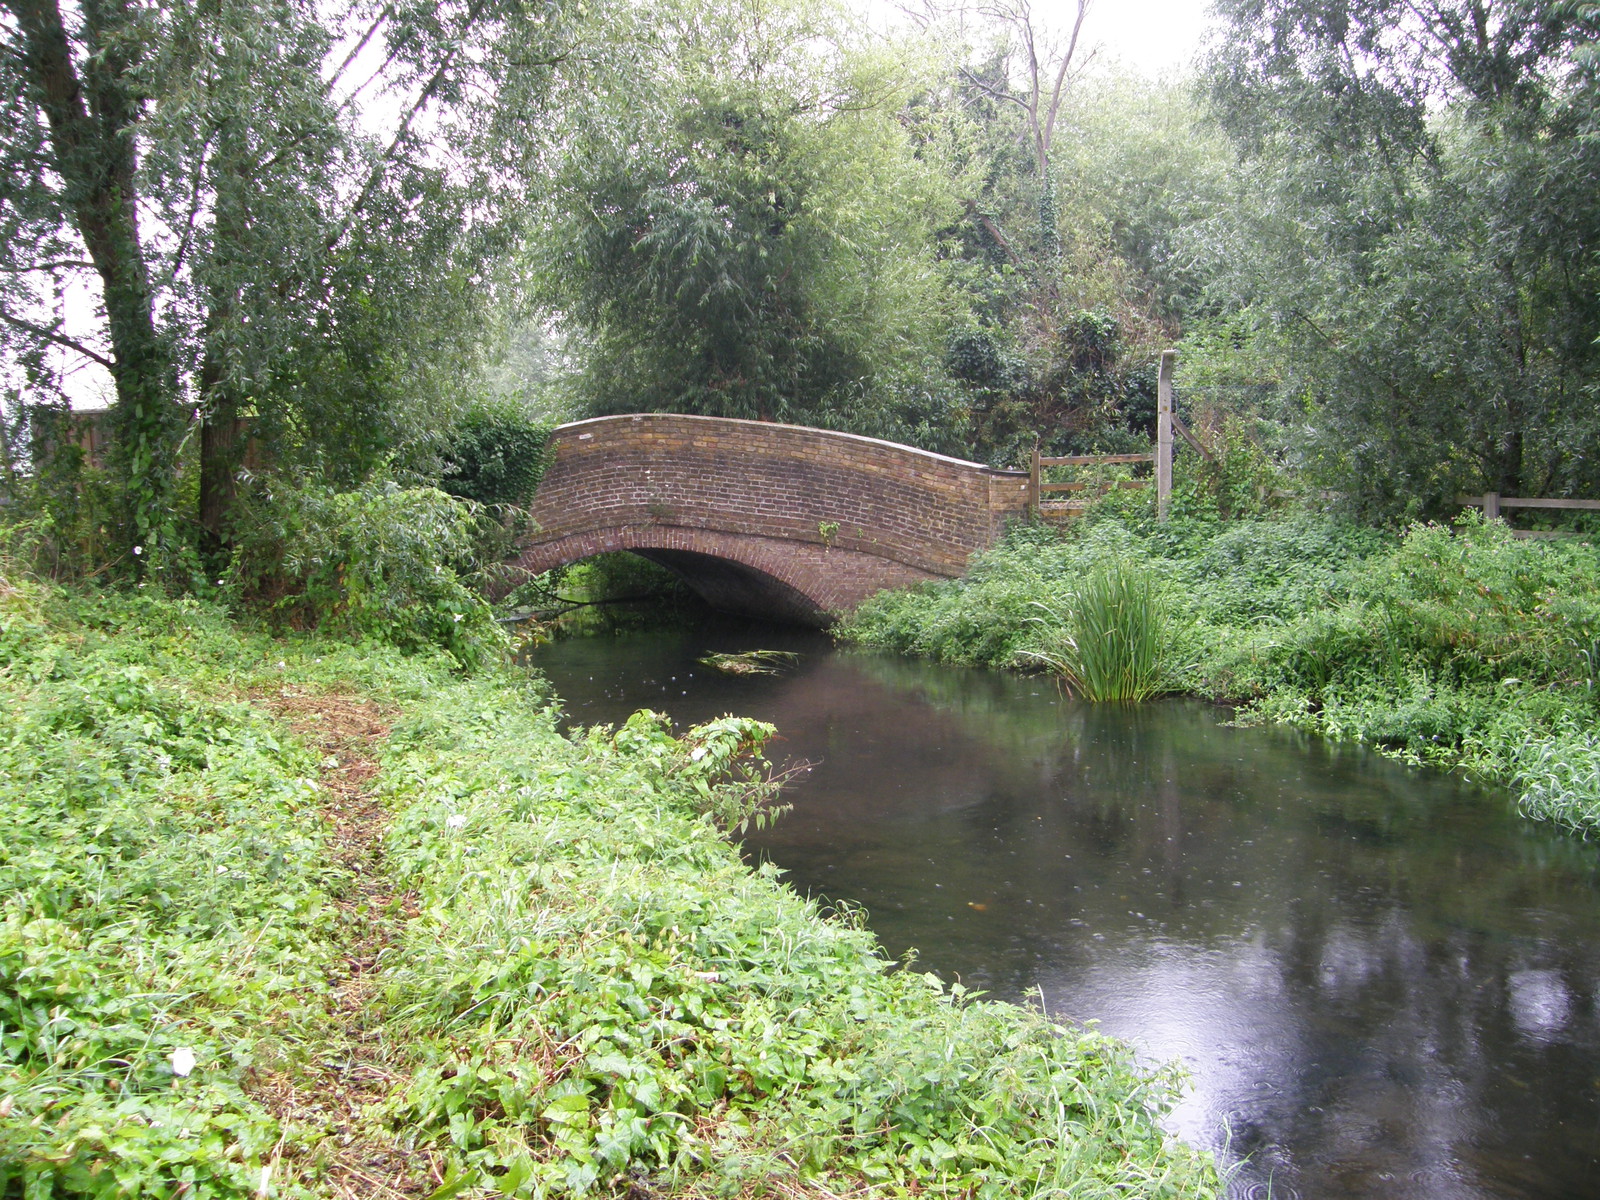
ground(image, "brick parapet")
xmin=526 ymin=414 xmax=1029 ymax=577
xmin=512 ymin=414 xmax=1028 ymax=620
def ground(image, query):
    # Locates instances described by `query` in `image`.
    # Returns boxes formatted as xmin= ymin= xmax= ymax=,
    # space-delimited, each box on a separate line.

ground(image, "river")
xmin=527 ymin=618 xmax=1600 ymax=1200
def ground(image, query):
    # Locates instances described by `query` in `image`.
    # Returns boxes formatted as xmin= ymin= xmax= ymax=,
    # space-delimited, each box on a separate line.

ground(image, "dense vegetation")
xmin=11 ymin=0 xmax=1600 ymax=573
xmin=6 ymin=0 xmax=1600 ymax=1190
xmin=0 ymin=576 xmax=1219 ymax=1197
xmin=843 ymin=507 xmax=1600 ymax=834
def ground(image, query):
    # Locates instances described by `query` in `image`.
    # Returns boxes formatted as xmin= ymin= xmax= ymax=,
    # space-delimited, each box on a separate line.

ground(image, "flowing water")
xmin=527 ymin=620 xmax=1600 ymax=1200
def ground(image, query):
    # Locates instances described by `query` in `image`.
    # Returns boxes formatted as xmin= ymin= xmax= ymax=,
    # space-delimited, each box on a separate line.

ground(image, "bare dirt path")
xmin=252 ymin=688 xmax=436 ymax=1198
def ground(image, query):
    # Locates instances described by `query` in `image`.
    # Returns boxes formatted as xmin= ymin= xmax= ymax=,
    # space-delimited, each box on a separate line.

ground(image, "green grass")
xmin=0 ymin=577 xmax=1219 ymax=1198
xmin=1020 ymin=559 xmax=1164 ymax=702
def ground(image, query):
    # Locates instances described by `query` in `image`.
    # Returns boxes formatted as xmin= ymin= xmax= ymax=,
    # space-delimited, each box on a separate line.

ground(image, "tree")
xmin=2 ymin=0 xmax=184 ymax=557
xmin=1 ymin=0 xmax=570 ymax=566
xmin=537 ymin=0 xmax=962 ymax=432
xmin=950 ymin=0 xmax=1092 ymax=261
xmin=1201 ymin=0 xmax=1600 ymax=515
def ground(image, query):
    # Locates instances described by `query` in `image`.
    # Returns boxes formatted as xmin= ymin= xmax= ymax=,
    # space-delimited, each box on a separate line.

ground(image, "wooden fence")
xmin=1022 ymin=355 xmax=1599 ymax=536
xmin=1027 ymin=350 xmax=1212 ymax=521
xmin=1459 ymin=493 xmax=1600 ymax=539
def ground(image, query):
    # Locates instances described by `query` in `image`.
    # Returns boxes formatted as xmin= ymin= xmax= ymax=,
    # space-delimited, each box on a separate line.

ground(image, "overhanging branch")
xmin=0 ymin=308 xmax=115 ymax=370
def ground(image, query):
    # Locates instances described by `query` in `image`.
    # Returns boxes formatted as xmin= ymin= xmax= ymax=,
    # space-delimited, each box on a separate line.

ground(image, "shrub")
xmin=225 ymin=478 xmax=508 ymax=669
xmin=437 ymin=404 xmax=554 ymax=508
xmin=1349 ymin=515 xmax=1600 ymax=687
xmin=1177 ymin=516 xmax=1390 ymax=626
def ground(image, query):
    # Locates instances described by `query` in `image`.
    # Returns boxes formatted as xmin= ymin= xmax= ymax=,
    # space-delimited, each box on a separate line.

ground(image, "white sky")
xmin=1083 ymin=0 xmax=1214 ymax=76
xmin=871 ymin=0 xmax=1216 ymax=77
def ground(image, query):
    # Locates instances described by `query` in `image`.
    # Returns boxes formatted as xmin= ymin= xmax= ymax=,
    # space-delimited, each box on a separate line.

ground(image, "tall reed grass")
xmin=1023 ymin=558 xmax=1164 ymax=702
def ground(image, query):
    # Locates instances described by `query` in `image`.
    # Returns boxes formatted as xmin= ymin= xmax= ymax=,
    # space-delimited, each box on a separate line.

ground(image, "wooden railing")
xmin=1028 ymin=350 xmax=1188 ymax=520
xmin=1029 ymin=451 xmax=1153 ymax=520
xmin=1459 ymin=493 xmax=1600 ymax=539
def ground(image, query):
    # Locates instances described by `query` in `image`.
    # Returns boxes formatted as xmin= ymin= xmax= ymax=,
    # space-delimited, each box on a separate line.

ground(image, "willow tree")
xmin=536 ymin=0 xmax=963 ymax=433
xmin=1 ymin=0 xmax=571 ymax=566
xmin=1201 ymin=0 xmax=1600 ymax=514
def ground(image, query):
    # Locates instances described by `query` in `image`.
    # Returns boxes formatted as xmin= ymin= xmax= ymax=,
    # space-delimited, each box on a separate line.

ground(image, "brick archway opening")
xmin=631 ymin=549 xmax=829 ymax=626
xmin=508 ymin=525 xmax=910 ymax=627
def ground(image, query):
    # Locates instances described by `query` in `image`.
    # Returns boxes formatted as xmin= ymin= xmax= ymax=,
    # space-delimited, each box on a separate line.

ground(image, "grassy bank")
xmin=0 ymin=578 xmax=1219 ymax=1198
xmin=842 ymin=513 xmax=1600 ymax=835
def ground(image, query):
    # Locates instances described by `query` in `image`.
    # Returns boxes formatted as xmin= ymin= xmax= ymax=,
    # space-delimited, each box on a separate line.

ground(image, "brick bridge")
xmin=508 ymin=413 xmax=1032 ymax=625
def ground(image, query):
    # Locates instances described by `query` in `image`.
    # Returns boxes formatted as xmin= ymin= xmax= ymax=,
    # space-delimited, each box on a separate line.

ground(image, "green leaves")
xmin=0 ymin=581 xmax=340 ymax=1198
xmin=1023 ymin=558 xmax=1166 ymax=702
xmin=224 ymin=478 xmax=510 ymax=670
xmin=1199 ymin=0 xmax=1600 ymax=514
xmin=536 ymin=0 xmax=959 ymax=431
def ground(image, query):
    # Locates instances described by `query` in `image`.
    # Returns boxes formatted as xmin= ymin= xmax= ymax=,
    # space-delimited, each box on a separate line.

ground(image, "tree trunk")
xmin=197 ymin=361 xmax=244 ymax=560
xmin=197 ymin=114 xmax=252 ymax=559
xmin=6 ymin=0 xmax=183 ymax=559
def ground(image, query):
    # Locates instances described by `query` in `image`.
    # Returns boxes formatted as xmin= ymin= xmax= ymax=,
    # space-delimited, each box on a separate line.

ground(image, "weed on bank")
xmin=0 ymin=578 xmax=1219 ymax=1198
xmin=843 ymin=513 xmax=1600 ymax=835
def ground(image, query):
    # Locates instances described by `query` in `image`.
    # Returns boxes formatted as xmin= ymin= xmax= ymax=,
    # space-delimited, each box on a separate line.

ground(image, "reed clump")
xmin=1023 ymin=558 xmax=1165 ymax=702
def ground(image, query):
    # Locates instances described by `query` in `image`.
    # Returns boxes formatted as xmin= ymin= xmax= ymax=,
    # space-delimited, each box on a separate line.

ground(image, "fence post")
xmin=1482 ymin=491 xmax=1501 ymax=520
xmin=1029 ymin=444 xmax=1041 ymax=518
xmin=1157 ymin=350 xmax=1174 ymax=521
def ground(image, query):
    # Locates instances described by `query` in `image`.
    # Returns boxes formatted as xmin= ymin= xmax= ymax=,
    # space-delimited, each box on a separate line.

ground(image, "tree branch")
xmin=326 ymin=4 xmax=392 ymax=95
xmin=957 ymin=63 xmax=1032 ymax=114
xmin=964 ymin=198 xmax=1025 ymax=267
xmin=163 ymin=125 xmax=216 ymax=285
xmin=1039 ymin=0 xmax=1091 ymax=164
xmin=0 ymin=308 xmax=115 ymax=369
xmin=0 ymin=258 xmax=96 ymax=273
xmin=326 ymin=0 xmax=493 ymax=252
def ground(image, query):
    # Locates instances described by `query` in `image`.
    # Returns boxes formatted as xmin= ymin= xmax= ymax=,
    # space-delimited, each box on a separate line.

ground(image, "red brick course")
xmin=510 ymin=414 xmax=1031 ymax=621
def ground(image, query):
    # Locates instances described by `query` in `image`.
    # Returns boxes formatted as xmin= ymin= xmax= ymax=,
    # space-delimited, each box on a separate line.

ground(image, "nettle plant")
xmin=601 ymin=710 xmax=791 ymax=835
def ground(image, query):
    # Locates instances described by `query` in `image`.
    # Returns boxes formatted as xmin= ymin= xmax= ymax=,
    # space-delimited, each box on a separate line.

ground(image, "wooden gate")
xmin=1027 ymin=351 xmax=1208 ymax=521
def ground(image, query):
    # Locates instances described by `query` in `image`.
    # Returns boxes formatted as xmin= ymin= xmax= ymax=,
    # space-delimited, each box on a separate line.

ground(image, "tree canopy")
xmin=1 ymin=0 xmax=570 ymax=564
xmin=533 ymin=0 xmax=962 ymax=432
xmin=1199 ymin=0 xmax=1600 ymax=513
xmin=7 ymin=0 xmax=1600 ymax=562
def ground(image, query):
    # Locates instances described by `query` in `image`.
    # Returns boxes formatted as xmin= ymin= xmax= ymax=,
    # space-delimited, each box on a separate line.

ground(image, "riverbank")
xmin=841 ymin=512 xmax=1600 ymax=836
xmin=0 ymin=578 xmax=1220 ymax=1198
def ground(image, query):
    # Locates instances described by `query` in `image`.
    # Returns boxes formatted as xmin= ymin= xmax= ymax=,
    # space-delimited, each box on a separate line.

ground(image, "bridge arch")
xmin=508 ymin=414 xmax=1031 ymax=625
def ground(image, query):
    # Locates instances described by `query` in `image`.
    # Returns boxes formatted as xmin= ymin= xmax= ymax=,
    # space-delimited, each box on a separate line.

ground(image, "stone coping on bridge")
xmin=554 ymin=413 xmax=1030 ymax=478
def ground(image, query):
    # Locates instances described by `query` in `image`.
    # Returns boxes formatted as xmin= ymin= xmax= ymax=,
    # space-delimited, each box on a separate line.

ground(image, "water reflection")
xmin=530 ymin=623 xmax=1600 ymax=1200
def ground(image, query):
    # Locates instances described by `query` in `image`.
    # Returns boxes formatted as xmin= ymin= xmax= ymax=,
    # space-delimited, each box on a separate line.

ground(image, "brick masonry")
xmin=510 ymin=413 xmax=1032 ymax=623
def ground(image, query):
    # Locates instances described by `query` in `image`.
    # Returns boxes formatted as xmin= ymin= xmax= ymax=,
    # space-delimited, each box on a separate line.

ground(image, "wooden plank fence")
xmin=1029 ymin=350 xmax=1204 ymax=521
xmin=1023 ymin=351 xmax=1599 ymax=537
